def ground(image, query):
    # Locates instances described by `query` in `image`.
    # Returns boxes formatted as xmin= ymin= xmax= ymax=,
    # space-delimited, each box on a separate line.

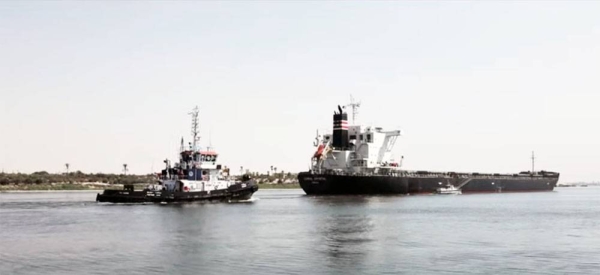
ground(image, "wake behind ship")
xmin=297 ymin=102 xmax=559 ymax=195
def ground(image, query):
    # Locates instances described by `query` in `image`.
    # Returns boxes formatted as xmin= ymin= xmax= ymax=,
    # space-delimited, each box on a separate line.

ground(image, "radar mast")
xmin=189 ymin=106 xmax=200 ymax=150
xmin=344 ymin=95 xmax=361 ymax=125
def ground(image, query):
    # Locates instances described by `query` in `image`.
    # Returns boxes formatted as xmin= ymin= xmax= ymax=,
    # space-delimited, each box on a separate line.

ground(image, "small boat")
xmin=435 ymin=185 xmax=462 ymax=195
xmin=96 ymin=106 xmax=258 ymax=204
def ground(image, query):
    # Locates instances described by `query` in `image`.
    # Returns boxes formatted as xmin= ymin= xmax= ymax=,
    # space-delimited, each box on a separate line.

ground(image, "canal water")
xmin=1 ymin=187 xmax=599 ymax=274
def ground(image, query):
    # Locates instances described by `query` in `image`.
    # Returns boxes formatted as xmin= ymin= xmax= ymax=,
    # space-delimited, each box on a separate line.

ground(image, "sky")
xmin=1 ymin=1 xmax=599 ymax=182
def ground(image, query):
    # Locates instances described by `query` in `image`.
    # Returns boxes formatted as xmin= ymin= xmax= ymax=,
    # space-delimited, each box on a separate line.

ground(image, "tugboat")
xmin=96 ymin=107 xmax=258 ymax=203
xmin=297 ymin=99 xmax=560 ymax=195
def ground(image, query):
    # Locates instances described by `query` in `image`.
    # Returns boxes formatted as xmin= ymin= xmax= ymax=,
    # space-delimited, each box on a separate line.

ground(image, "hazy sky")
xmin=1 ymin=1 xmax=599 ymax=182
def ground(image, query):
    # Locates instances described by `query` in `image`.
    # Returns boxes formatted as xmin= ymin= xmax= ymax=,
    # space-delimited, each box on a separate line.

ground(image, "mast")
xmin=189 ymin=106 xmax=200 ymax=151
xmin=531 ymin=151 xmax=535 ymax=174
xmin=344 ymin=95 xmax=361 ymax=125
xmin=207 ymin=127 xmax=213 ymax=152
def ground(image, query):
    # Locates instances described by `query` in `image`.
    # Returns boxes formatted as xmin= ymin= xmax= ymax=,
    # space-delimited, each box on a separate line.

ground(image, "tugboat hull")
xmin=96 ymin=181 xmax=258 ymax=203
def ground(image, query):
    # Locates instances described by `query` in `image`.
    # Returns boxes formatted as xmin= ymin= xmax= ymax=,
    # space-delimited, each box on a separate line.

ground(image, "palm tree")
xmin=123 ymin=164 xmax=128 ymax=175
xmin=65 ymin=163 xmax=69 ymax=175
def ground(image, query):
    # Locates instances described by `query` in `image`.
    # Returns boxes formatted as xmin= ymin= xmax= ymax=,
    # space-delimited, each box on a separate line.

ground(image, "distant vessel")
xmin=297 ymin=100 xmax=560 ymax=195
xmin=435 ymin=185 xmax=462 ymax=195
xmin=96 ymin=107 xmax=258 ymax=203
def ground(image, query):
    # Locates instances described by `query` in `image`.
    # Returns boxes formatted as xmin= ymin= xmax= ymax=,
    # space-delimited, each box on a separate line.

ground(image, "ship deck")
xmin=306 ymin=169 xmax=559 ymax=180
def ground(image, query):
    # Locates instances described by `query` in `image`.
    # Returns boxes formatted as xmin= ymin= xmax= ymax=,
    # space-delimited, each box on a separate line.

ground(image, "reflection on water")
xmin=315 ymin=197 xmax=375 ymax=267
xmin=2 ymin=189 xmax=600 ymax=275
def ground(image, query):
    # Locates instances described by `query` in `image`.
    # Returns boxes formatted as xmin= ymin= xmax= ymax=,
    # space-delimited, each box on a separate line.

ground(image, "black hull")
xmin=407 ymin=176 xmax=558 ymax=194
xmin=298 ymin=172 xmax=559 ymax=195
xmin=298 ymin=173 xmax=409 ymax=195
xmin=96 ymin=181 xmax=258 ymax=204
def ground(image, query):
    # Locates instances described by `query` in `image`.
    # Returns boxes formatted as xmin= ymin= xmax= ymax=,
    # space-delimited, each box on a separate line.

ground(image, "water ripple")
xmin=2 ymin=188 xmax=600 ymax=274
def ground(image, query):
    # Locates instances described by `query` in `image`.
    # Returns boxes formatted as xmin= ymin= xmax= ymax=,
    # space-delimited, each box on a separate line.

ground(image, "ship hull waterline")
xmin=298 ymin=172 xmax=558 ymax=195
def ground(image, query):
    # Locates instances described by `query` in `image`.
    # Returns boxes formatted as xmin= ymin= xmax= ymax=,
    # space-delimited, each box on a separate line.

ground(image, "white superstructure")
xmin=157 ymin=106 xmax=236 ymax=193
xmin=311 ymin=101 xmax=402 ymax=174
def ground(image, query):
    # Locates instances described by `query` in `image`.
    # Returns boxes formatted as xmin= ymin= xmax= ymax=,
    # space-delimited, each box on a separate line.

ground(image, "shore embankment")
xmin=0 ymin=183 xmax=300 ymax=192
xmin=0 ymin=171 xmax=301 ymax=192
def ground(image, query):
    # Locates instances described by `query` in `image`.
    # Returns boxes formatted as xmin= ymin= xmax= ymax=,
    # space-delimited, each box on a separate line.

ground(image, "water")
xmin=1 ymin=188 xmax=600 ymax=275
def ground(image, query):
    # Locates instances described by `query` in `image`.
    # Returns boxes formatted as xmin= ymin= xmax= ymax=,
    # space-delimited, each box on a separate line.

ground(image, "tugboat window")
xmin=350 ymin=135 xmax=356 ymax=140
xmin=367 ymin=134 xmax=372 ymax=142
xmin=360 ymin=134 xmax=363 ymax=141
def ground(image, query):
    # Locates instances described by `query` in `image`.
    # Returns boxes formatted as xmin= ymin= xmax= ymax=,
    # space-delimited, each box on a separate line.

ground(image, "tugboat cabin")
xmin=158 ymin=149 xmax=229 ymax=192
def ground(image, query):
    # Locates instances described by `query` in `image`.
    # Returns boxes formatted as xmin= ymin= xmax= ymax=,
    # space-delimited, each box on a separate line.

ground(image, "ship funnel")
xmin=332 ymin=105 xmax=349 ymax=150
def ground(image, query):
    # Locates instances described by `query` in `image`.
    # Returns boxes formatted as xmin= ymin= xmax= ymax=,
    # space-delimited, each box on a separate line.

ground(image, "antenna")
xmin=188 ymin=106 xmax=200 ymax=150
xmin=345 ymin=94 xmax=361 ymax=124
xmin=208 ymin=127 xmax=213 ymax=151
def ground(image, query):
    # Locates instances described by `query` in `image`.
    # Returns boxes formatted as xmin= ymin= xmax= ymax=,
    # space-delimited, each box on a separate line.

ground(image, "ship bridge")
xmin=313 ymin=103 xmax=401 ymax=173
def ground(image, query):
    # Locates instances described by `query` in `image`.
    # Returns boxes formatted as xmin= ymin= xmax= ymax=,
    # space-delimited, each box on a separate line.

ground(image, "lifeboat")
xmin=313 ymin=144 xmax=325 ymax=158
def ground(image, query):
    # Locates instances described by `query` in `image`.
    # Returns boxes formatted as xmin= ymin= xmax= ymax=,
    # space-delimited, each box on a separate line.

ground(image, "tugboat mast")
xmin=189 ymin=106 xmax=200 ymax=150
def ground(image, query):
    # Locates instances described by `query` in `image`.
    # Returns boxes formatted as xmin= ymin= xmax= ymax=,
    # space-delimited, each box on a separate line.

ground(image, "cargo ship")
xmin=96 ymin=106 xmax=258 ymax=203
xmin=297 ymin=102 xmax=559 ymax=195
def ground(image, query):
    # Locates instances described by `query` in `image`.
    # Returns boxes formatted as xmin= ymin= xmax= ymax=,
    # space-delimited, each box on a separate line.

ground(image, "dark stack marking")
xmin=332 ymin=105 xmax=349 ymax=150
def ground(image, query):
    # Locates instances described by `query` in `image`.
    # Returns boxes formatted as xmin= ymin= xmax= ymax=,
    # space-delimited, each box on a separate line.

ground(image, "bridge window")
xmin=200 ymin=155 xmax=217 ymax=162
